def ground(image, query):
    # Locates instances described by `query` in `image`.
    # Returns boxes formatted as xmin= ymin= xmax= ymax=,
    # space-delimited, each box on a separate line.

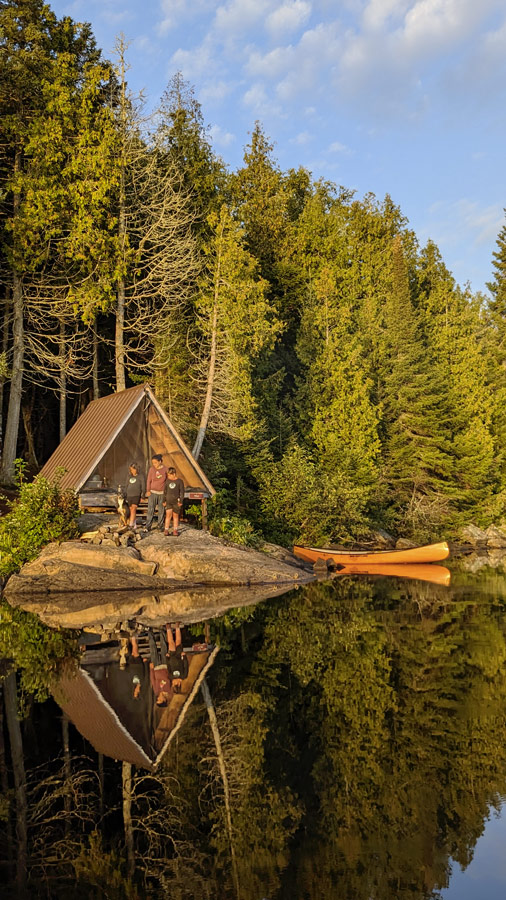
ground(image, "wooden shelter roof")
xmin=39 ymin=384 xmax=214 ymax=496
xmin=53 ymin=646 xmax=219 ymax=770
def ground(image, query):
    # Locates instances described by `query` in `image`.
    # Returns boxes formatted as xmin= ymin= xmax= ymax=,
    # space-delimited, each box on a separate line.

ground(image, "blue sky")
xmin=51 ymin=0 xmax=506 ymax=295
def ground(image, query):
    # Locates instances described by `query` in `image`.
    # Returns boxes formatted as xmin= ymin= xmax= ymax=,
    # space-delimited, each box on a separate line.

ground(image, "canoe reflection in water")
xmin=54 ymin=625 xmax=218 ymax=771
xmin=335 ymin=563 xmax=452 ymax=586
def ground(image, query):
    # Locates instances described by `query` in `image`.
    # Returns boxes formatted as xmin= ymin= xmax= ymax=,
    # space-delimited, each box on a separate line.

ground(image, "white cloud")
xmin=290 ymin=130 xmax=313 ymax=144
xmin=171 ymin=37 xmax=217 ymax=81
xmin=246 ymin=45 xmax=295 ymax=79
xmin=362 ymin=0 xmax=409 ymax=32
xmin=243 ymin=82 xmax=269 ymax=108
xmin=208 ymin=123 xmax=236 ymax=147
xmin=329 ymin=140 xmax=351 ymax=154
xmin=215 ymin=0 xmax=271 ymax=40
xmin=158 ymin=0 xmax=213 ymax=35
xmin=424 ymin=198 xmax=503 ymax=250
xmin=199 ymin=80 xmax=234 ymax=104
xmin=266 ymin=1 xmax=312 ymax=37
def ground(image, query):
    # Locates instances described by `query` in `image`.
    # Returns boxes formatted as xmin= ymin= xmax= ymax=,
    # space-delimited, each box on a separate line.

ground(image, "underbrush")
xmin=0 ymin=461 xmax=79 ymax=578
xmin=189 ymin=494 xmax=264 ymax=548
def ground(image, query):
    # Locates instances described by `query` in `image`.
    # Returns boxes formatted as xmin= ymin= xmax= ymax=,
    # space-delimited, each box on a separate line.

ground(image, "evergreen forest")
xmin=2 ymin=0 xmax=506 ymax=543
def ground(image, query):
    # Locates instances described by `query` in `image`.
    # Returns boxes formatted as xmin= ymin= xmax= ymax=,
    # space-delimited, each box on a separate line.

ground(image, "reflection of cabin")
xmin=39 ymin=384 xmax=215 ymax=511
xmin=53 ymin=644 xmax=219 ymax=770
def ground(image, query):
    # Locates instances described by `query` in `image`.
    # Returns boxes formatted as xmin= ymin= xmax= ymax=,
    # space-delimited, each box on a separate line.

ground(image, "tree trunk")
xmin=192 ymin=301 xmax=218 ymax=461
xmin=115 ymin=43 xmax=127 ymax=393
xmin=0 ymin=273 xmax=24 ymax=484
xmin=21 ymin=395 xmax=38 ymax=470
xmin=1 ymin=149 xmax=24 ymax=484
xmin=59 ymin=321 xmax=66 ymax=441
xmin=122 ymin=761 xmax=135 ymax=878
xmin=201 ymin=678 xmax=239 ymax=900
xmin=92 ymin=324 xmax=100 ymax=400
xmin=3 ymin=673 xmax=27 ymax=897
xmin=115 ymin=279 xmax=126 ymax=392
xmin=0 ymin=290 xmax=11 ymax=454
xmin=98 ymin=752 xmax=104 ymax=818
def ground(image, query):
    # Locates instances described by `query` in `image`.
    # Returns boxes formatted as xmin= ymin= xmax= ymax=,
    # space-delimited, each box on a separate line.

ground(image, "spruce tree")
xmin=486 ymin=213 xmax=506 ymax=495
xmin=417 ymin=241 xmax=497 ymax=518
xmin=381 ymin=236 xmax=453 ymax=532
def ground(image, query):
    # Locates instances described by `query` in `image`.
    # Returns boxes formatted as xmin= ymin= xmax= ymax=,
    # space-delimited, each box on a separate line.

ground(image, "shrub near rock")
xmin=0 ymin=463 xmax=79 ymax=578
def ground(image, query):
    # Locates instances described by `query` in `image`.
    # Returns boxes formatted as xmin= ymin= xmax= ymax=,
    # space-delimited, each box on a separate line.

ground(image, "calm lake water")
xmin=5 ymin=555 xmax=506 ymax=899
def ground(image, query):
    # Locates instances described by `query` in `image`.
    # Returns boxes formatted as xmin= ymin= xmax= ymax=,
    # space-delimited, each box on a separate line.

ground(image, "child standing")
xmin=163 ymin=467 xmax=185 ymax=536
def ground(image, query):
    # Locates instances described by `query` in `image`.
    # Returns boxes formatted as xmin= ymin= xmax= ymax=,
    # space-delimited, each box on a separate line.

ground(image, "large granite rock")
xmin=4 ymin=527 xmax=313 ymax=599
xmin=460 ymin=524 xmax=488 ymax=546
xmin=137 ymin=528 xmax=310 ymax=585
xmin=370 ymin=529 xmax=396 ymax=548
xmin=395 ymin=538 xmax=417 ymax=550
xmin=20 ymin=540 xmax=158 ymax=575
xmin=4 ymin=560 xmax=176 ymax=597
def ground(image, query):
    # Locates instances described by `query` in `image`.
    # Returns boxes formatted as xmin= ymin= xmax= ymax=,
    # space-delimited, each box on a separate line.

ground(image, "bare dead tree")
xmin=200 ymin=678 xmax=239 ymax=897
xmin=112 ymin=38 xmax=199 ymax=393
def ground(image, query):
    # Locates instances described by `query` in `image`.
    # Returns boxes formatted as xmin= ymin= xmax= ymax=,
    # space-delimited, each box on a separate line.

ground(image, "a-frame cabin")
xmin=39 ymin=384 xmax=215 ymax=509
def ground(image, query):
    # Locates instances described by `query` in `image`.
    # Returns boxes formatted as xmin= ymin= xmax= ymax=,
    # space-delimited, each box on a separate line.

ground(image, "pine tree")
xmin=417 ymin=241 xmax=497 ymax=518
xmin=381 ymin=236 xmax=453 ymax=532
xmin=486 ymin=213 xmax=506 ymax=494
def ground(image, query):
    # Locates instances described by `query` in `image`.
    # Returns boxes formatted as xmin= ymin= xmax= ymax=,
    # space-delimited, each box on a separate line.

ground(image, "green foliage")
xmin=0 ymin=462 xmax=79 ymax=577
xmin=256 ymin=442 xmax=374 ymax=545
xmin=0 ymin=601 xmax=79 ymax=701
xmin=208 ymin=492 xmax=263 ymax=548
xmin=72 ymin=832 xmax=140 ymax=900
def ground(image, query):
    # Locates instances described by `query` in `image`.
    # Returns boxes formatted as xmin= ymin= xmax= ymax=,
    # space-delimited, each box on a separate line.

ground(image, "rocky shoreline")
xmin=4 ymin=519 xmax=314 ymax=597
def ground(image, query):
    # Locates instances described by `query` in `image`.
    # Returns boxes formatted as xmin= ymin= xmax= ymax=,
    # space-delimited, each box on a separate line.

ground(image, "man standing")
xmin=163 ymin=467 xmax=185 ymax=536
xmin=145 ymin=454 xmax=168 ymax=530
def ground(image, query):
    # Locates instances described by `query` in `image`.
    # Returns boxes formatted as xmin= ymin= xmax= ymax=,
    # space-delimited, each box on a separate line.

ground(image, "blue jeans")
xmin=146 ymin=492 xmax=164 ymax=529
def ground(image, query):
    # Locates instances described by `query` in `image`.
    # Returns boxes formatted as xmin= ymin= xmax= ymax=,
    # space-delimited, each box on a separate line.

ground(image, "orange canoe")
xmin=336 ymin=563 xmax=451 ymax=586
xmin=293 ymin=541 xmax=450 ymax=566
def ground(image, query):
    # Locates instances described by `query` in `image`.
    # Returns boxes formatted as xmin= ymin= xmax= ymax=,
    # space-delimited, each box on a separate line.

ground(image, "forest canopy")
xmin=1 ymin=0 xmax=506 ymax=543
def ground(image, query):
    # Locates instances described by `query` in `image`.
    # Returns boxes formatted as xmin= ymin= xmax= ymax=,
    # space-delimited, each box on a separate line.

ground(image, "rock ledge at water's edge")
xmin=3 ymin=526 xmax=314 ymax=598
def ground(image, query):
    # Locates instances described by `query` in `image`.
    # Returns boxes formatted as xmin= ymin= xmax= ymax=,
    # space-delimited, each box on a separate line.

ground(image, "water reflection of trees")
xmin=2 ymin=576 xmax=506 ymax=897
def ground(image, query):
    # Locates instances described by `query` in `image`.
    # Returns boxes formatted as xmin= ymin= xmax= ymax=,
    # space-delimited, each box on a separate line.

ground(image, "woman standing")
xmin=123 ymin=462 xmax=146 ymax=530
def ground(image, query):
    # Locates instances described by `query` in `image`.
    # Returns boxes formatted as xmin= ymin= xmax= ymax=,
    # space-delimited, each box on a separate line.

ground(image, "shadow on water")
xmin=2 ymin=558 xmax=506 ymax=897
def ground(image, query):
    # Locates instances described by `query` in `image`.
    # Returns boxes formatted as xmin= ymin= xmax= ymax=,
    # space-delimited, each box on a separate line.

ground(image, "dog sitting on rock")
xmin=117 ymin=491 xmax=130 ymax=528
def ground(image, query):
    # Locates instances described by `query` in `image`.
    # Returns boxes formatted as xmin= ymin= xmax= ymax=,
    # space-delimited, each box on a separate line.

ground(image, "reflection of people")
xmin=163 ymin=467 xmax=185 ymax=536
xmin=145 ymin=454 xmax=168 ymax=531
xmin=129 ymin=635 xmax=150 ymax=699
xmin=123 ymin=462 xmax=146 ymax=530
xmin=167 ymin=623 xmax=188 ymax=693
xmin=146 ymin=627 xmax=171 ymax=707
